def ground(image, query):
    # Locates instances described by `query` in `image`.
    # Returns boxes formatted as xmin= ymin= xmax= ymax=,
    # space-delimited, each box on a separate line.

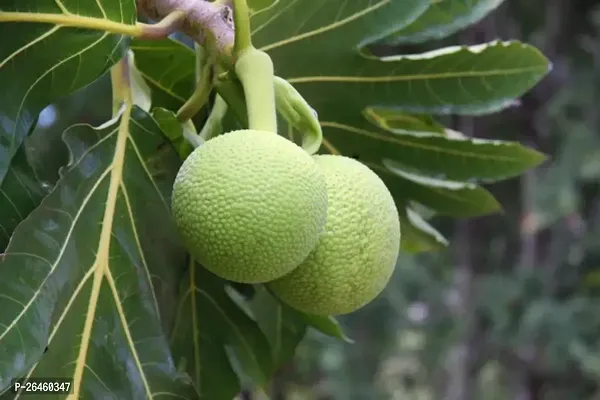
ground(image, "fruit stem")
xmin=235 ymin=48 xmax=278 ymax=133
xmin=232 ymin=0 xmax=252 ymax=58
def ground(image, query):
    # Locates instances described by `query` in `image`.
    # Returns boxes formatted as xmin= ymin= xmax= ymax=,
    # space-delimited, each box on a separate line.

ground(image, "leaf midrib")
xmin=69 ymin=103 xmax=152 ymax=399
xmin=286 ymin=65 xmax=545 ymax=84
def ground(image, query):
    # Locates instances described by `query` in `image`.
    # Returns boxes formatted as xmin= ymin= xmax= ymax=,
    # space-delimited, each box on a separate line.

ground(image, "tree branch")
xmin=136 ymin=0 xmax=235 ymax=63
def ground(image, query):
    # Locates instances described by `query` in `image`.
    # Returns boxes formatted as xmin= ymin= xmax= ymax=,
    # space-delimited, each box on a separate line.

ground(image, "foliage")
xmin=0 ymin=0 xmax=550 ymax=398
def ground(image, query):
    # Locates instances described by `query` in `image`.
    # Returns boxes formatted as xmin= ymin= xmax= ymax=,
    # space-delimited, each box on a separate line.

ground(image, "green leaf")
xmin=129 ymin=39 xmax=196 ymax=111
xmin=252 ymin=0 xmax=549 ymax=115
xmin=0 ymin=106 xmax=196 ymax=397
xmin=249 ymin=287 xmax=307 ymax=368
xmin=152 ymin=107 xmax=195 ymax=159
xmin=0 ymin=146 xmax=49 ymax=251
xmin=170 ymin=265 xmax=274 ymax=398
xmin=398 ymin=206 xmax=448 ymax=253
xmin=285 ymin=40 xmax=550 ymax=116
xmin=385 ymin=0 xmax=505 ymax=44
xmin=0 ymin=0 xmax=135 ymax=184
xmin=380 ymin=160 xmax=502 ymax=217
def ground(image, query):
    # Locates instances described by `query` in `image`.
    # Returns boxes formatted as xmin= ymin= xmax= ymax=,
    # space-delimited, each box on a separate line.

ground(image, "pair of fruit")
xmin=171 ymin=129 xmax=401 ymax=316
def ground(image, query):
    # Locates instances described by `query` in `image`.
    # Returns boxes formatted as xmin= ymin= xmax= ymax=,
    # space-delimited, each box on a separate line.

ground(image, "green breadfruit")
xmin=171 ymin=129 xmax=328 ymax=283
xmin=268 ymin=155 xmax=401 ymax=315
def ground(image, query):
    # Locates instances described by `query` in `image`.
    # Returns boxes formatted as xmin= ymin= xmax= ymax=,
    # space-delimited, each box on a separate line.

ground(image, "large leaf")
xmin=0 ymin=0 xmax=135 ymax=184
xmin=252 ymin=2 xmax=550 ymax=183
xmin=169 ymin=264 xmax=275 ymax=399
xmin=385 ymin=0 xmax=505 ymax=44
xmin=0 ymin=105 xmax=196 ymax=397
xmin=252 ymin=0 xmax=549 ymax=115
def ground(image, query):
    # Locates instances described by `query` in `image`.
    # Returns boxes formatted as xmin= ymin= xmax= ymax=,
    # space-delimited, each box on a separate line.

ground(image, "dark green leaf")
xmin=0 ymin=106 xmax=195 ymax=397
xmin=385 ymin=0 xmax=505 ymax=44
xmin=0 ymin=0 xmax=135 ymax=184
xmin=170 ymin=264 xmax=274 ymax=398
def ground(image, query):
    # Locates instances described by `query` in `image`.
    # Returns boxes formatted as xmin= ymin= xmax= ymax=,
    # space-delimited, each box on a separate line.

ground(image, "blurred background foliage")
xmin=23 ymin=0 xmax=600 ymax=398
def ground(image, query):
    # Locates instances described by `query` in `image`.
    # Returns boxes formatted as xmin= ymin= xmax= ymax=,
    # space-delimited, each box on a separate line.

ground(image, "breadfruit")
xmin=268 ymin=155 xmax=400 ymax=315
xmin=171 ymin=129 xmax=328 ymax=283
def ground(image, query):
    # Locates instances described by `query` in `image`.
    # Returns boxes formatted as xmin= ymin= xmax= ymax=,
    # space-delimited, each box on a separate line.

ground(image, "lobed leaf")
xmin=0 ymin=0 xmax=136 ymax=184
xmin=0 ymin=106 xmax=195 ymax=397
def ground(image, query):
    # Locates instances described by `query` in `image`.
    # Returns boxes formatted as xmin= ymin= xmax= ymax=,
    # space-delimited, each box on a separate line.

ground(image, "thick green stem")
xmin=232 ymin=0 xmax=253 ymax=57
xmin=234 ymin=48 xmax=277 ymax=133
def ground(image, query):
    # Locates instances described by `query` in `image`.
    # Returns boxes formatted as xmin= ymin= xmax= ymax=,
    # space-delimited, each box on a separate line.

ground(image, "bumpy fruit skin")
xmin=171 ymin=129 xmax=328 ymax=283
xmin=268 ymin=155 xmax=400 ymax=316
